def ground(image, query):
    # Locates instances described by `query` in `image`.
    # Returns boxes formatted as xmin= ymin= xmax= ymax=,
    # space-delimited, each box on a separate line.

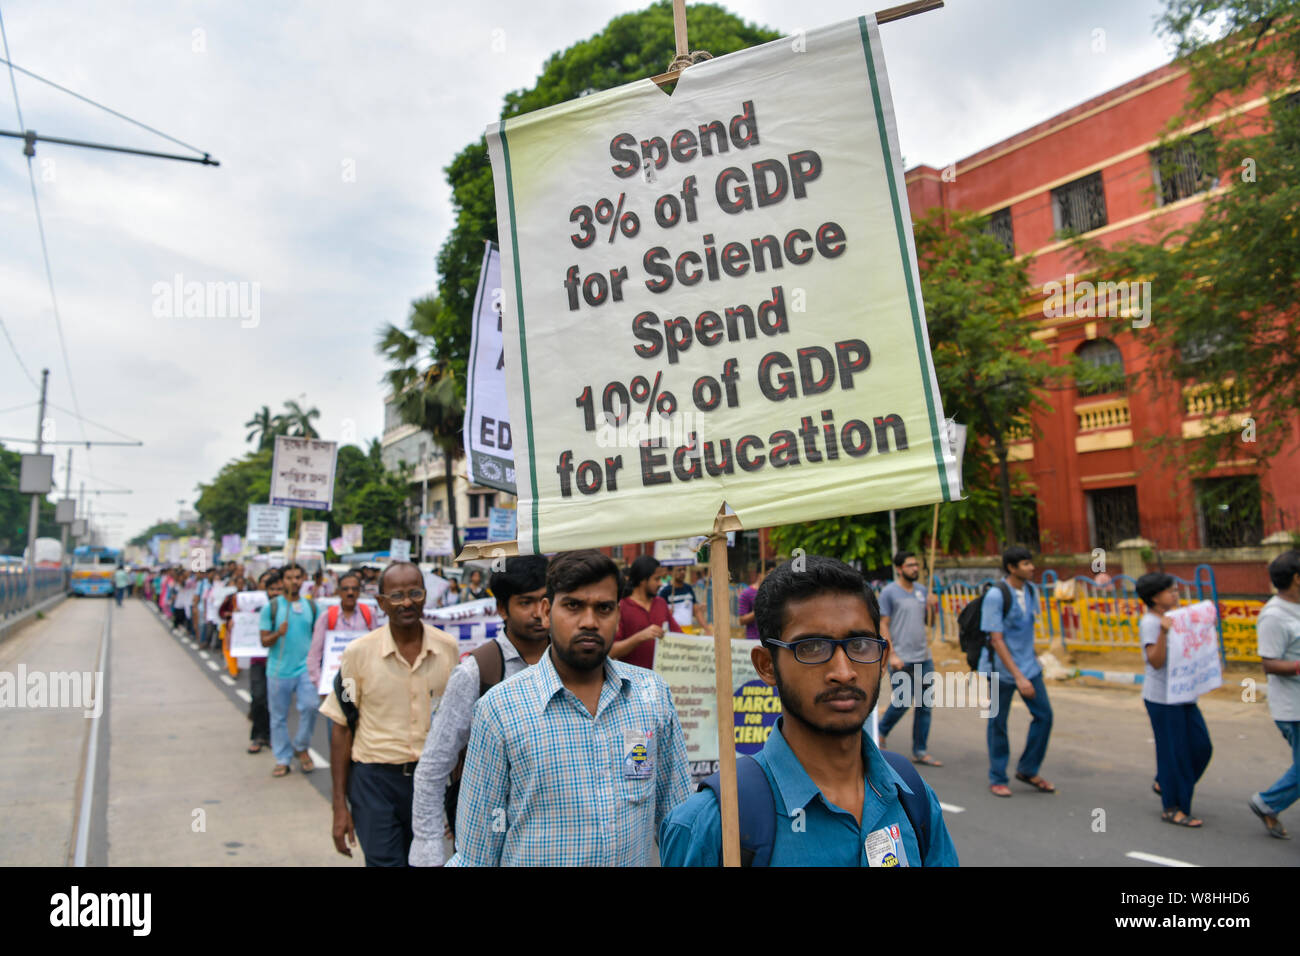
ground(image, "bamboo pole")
xmin=672 ymin=0 xmax=689 ymax=58
xmin=708 ymin=505 xmax=744 ymax=867
xmin=927 ymin=502 xmax=939 ymax=642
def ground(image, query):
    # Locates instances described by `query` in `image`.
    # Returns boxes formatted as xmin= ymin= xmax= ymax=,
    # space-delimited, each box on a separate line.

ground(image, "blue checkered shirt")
xmin=445 ymin=648 xmax=691 ymax=866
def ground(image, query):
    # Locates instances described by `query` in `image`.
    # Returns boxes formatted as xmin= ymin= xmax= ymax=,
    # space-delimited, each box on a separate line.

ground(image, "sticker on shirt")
xmin=865 ymin=825 xmax=910 ymax=867
xmin=623 ymin=731 xmax=653 ymax=780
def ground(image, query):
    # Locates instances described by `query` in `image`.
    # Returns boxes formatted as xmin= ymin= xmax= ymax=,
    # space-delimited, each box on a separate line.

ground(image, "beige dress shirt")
xmin=320 ymin=622 xmax=459 ymax=764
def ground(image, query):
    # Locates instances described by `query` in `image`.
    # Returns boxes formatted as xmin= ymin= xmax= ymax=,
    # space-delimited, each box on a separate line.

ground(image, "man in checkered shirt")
xmin=447 ymin=550 xmax=691 ymax=866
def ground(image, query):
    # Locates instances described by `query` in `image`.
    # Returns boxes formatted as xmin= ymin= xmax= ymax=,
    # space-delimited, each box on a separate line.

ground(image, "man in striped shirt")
xmin=447 ymin=550 xmax=691 ymax=866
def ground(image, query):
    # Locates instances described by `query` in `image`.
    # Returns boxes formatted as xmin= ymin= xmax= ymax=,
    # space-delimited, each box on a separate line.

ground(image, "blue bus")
xmin=71 ymin=546 xmax=121 ymax=597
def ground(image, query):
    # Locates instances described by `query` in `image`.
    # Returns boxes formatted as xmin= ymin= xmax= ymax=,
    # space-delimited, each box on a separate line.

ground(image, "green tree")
xmin=279 ymin=399 xmax=321 ymax=439
xmin=770 ymin=210 xmax=1056 ymax=566
xmin=128 ymin=520 xmax=189 ymax=547
xmin=1075 ymin=2 xmax=1300 ymax=476
xmin=194 ymin=448 xmax=273 ymax=536
xmin=431 ymin=2 xmax=782 ymax=388
xmin=377 ymin=297 xmax=466 ymax=551
xmin=0 ymin=443 xmax=59 ymax=553
xmin=244 ymin=405 xmax=279 ymax=451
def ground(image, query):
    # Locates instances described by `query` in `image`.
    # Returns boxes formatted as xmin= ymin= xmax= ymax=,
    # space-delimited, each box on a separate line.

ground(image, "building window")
xmin=1195 ymin=476 xmax=1263 ymax=548
xmin=1151 ymin=130 xmax=1217 ymax=206
xmin=1075 ymin=339 xmax=1126 ymax=396
xmin=1086 ymin=486 xmax=1140 ymax=551
xmin=1014 ymin=498 xmax=1042 ymax=552
xmin=983 ymin=207 xmax=1015 ymax=255
xmin=1052 ymin=172 xmax=1108 ymax=235
xmin=467 ymin=492 xmax=497 ymax=520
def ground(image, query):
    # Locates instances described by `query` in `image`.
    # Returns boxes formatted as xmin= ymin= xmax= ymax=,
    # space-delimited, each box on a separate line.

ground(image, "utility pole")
xmin=60 ymin=448 xmax=72 ymax=561
xmin=25 ymin=370 xmax=50 ymax=587
xmin=419 ymin=441 xmax=428 ymax=566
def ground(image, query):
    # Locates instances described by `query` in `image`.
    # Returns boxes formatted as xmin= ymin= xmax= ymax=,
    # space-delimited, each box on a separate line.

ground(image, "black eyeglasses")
xmin=762 ymin=635 xmax=887 ymax=665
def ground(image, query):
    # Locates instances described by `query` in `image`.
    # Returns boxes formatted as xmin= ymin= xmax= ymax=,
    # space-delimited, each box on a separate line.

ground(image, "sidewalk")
xmin=107 ymin=599 xmax=361 ymax=866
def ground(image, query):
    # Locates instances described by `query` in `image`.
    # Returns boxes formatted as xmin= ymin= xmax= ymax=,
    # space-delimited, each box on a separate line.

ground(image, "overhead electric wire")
xmin=47 ymin=401 xmax=142 ymax=443
xmin=0 ymin=399 xmax=37 ymax=416
xmin=0 ymin=54 xmax=209 ymax=159
xmin=1 ymin=4 xmax=90 ymax=461
xmin=0 ymin=317 xmax=39 ymax=387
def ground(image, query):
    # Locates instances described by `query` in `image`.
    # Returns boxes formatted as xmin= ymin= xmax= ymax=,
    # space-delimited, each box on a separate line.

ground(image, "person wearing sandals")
xmin=1248 ymin=550 xmax=1300 ymax=840
xmin=1137 ymin=571 xmax=1212 ymax=828
xmin=877 ymin=551 xmax=943 ymax=768
xmin=982 ymin=546 xmax=1055 ymax=797
xmin=260 ymin=564 xmax=320 ymax=777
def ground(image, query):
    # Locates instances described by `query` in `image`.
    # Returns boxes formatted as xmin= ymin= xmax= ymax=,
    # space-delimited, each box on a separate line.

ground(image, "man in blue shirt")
xmin=980 ymin=546 xmax=1055 ymax=797
xmin=448 ymin=550 xmax=691 ymax=866
xmin=659 ymin=555 xmax=959 ymax=866
xmin=259 ymin=562 xmax=319 ymax=777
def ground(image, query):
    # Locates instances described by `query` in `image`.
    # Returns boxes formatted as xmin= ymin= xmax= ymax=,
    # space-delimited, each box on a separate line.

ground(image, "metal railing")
xmin=933 ymin=565 xmax=1254 ymax=664
xmin=0 ymin=567 xmax=70 ymax=620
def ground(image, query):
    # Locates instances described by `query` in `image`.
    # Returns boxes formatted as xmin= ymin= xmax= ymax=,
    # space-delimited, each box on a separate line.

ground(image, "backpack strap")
xmin=332 ymin=669 xmax=359 ymax=734
xmin=472 ymin=638 xmax=506 ymax=698
xmin=699 ymin=756 xmax=775 ymax=867
xmin=327 ymin=605 xmax=339 ymax=630
xmin=359 ymin=603 xmax=373 ymax=628
xmin=881 ymin=750 xmax=932 ymax=865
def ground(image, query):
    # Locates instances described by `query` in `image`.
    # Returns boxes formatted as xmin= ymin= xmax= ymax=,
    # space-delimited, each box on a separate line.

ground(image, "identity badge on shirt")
xmin=623 ymin=730 xmax=653 ymax=780
xmin=864 ymin=824 xmax=910 ymax=867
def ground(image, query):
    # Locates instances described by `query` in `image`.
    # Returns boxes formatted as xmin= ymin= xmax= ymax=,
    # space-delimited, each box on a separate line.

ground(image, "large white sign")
xmin=464 ymin=241 xmax=516 ymax=494
xmin=317 ymin=630 xmax=368 ymax=694
xmin=1165 ymin=600 xmax=1223 ymax=703
xmin=389 ymin=539 xmax=412 ymax=562
xmin=486 ymin=17 xmax=961 ymax=554
xmin=424 ymin=524 xmax=453 ymax=557
xmin=270 ymin=436 xmax=338 ymax=511
xmin=246 ymin=504 xmax=291 ymax=546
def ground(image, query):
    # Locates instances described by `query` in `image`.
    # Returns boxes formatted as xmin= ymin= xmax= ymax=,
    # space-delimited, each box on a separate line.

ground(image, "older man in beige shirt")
xmin=320 ymin=562 xmax=458 ymax=866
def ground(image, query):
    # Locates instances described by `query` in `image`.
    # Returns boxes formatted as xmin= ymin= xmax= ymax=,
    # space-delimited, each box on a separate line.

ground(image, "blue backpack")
xmin=699 ymin=750 xmax=932 ymax=866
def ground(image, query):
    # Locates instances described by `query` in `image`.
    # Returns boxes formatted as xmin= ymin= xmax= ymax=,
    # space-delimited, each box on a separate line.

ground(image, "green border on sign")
xmin=858 ymin=16 xmax=951 ymax=502
xmin=496 ymin=125 xmax=542 ymax=550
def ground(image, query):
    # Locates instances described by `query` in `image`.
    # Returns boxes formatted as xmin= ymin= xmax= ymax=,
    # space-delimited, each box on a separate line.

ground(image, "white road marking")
xmin=205 ymin=660 xmax=220 ymax=671
xmin=198 ymin=650 xmax=210 ymax=660
xmin=1126 ymin=850 xmax=1198 ymax=868
xmin=939 ymin=802 xmax=965 ymax=814
xmin=235 ymin=689 xmax=252 ymax=704
xmin=308 ymin=747 xmax=330 ymax=770
xmin=220 ymin=675 xmax=236 ymax=686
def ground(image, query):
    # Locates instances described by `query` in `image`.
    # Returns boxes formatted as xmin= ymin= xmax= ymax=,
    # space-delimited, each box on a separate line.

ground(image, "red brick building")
xmin=905 ymin=59 xmax=1300 ymax=576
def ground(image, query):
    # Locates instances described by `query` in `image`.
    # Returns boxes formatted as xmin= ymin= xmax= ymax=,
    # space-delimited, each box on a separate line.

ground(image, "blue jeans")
xmin=268 ymin=671 xmax=318 ymax=766
xmin=987 ymin=674 xmax=1053 ymax=785
xmin=1145 ymin=699 xmax=1212 ymax=814
xmin=1258 ymin=720 xmax=1300 ymax=815
xmin=878 ymin=658 xmax=935 ymax=757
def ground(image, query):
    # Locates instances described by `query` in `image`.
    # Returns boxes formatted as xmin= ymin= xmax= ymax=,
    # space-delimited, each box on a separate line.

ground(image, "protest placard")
xmin=342 ymin=524 xmax=364 ymax=547
xmin=220 ymin=534 xmax=242 ymax=560
xmin=228 ymin=591 xmax=269 ymax=659
xmin=487 ymin=507 xmax=516 ymax=542
xmin=318 ymin=630 xmax=367 ymax=694
xmin=389 ymin=539 xmax=412 ymax=563
xmin=424 ymin=525 xmax=453 ymax=557
xmin=270 ymin=436 xmax=338 ymax=511
xmin=1165 ymin=601 xmax=1223 ymax=703
xmin=464 ymin=241 xmax=517 ymax=494
xmin=330 ymin=536 xmax=350 ymax=555
xmin=655 ymin=537 xmax=704 ymax=567
xmin=299 ymin=521 xmax=328 ymax=552
xmin=486 ymin=16 xmax=960 ymax=555
xmin=246 ymin=504 xmax=290 ymax=546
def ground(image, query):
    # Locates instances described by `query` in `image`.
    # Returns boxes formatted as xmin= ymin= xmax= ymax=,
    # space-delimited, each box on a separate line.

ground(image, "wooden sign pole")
xmin=708 ymin=505 xmax=744 ymax=867
xmin=286 ymin=507 xmax=303 ymax=563
xmin=927 ymin=502 xmax=939 ymax=641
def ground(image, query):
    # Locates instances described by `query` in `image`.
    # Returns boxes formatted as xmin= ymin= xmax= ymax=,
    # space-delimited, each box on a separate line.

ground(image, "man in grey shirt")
xmin=876 ymin=551 xmax=941 ymax=766
xmin=1250 ymin=550 xmax=1300 ymax=839
xmin=409 ymin=555 xmax=549 ymax=866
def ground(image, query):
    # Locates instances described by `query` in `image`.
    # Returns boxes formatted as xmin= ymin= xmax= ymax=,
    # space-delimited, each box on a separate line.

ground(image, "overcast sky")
xmin=0 ymin=0 xmax=1175 ymax=547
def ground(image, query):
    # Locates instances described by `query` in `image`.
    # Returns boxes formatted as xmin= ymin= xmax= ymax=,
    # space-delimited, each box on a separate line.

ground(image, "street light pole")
xmin=25 ymin=370 xmax=50 ymax=597
xmin=419 ymin=441 xmax=428 ymax=565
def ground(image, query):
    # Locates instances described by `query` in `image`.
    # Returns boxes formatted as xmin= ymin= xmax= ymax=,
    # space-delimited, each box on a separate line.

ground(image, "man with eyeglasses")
xmin=660 ymin=554 xmax=959 ymax=866
xmin=318 ymin=561 xmax=459 ymax=866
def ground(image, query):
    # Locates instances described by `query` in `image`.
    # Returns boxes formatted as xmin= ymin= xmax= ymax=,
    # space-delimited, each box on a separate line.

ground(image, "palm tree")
xmin=244 ymin=406 xmax=276 ymax=450
xmin=377 ymin=296 xmax=466 ymax=553
xmin=280 ymin=399 xmax=321 ymax=439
